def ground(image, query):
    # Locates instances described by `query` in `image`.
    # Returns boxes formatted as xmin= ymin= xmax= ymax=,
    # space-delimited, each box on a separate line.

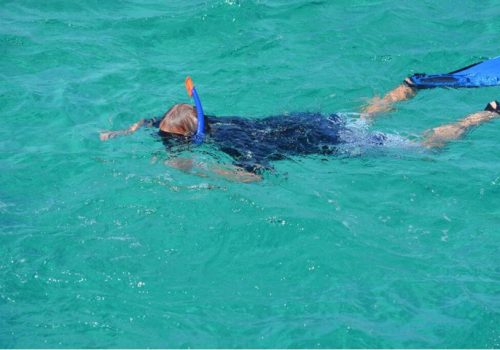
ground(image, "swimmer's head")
xmin=159 ymin=103 xmax=200 ymax=136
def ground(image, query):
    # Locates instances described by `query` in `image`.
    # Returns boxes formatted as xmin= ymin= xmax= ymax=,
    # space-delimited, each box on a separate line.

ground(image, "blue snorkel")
xmin=185 ymin=76 xmax=205 ymax=143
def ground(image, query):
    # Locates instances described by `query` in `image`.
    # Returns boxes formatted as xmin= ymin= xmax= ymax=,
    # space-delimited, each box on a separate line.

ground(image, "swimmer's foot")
xmin=484 ymin=100 xmax=500 ymax=114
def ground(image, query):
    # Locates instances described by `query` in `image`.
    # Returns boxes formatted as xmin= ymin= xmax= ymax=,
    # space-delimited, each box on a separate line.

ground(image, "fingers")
xmin=99 ymin=132 xmax=111 ymax=141
xmin=99 ymin=131 xmax=119 ymax=141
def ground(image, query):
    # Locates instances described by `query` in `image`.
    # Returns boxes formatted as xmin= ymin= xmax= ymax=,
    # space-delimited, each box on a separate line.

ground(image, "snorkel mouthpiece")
xmin=185 ymin=76 xmax=205 ymax=143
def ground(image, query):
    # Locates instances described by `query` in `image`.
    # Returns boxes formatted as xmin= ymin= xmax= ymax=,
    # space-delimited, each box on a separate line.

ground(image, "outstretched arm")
xmin=100 ymin=118 xmax=158 ymax=141
xmin=422 ymin=101 xmax=500 ymax=148
xmin=362 ymin=79 xmax=417 ymax=118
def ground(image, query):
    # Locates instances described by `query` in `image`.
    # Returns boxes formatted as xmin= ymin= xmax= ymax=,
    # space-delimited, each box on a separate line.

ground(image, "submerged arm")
xmin=212 ymin=165 xmax=262 ymax=183
xmin=166 ymin=158 xmax=262 ymax=183
xmin=362 ymin=79 xmax=417 ymax=118
xmin=422 ymin=101 xmax=500 ymax=148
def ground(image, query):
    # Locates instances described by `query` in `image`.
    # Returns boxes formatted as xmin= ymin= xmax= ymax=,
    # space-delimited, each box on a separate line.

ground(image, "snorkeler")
xmin=100 ymin=56 xmax=500 ymax=182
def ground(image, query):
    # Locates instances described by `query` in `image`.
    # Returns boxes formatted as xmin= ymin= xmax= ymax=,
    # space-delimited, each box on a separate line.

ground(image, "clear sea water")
xmin=1 ymin=0 xmax=500 ymax=348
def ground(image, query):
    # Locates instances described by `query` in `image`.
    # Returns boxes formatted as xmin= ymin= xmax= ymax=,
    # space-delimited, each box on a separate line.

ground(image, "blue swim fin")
xmin=484 ymin=100 xmax=500 ymax=114
xmin=406 ymin=56 xmax=500 ymax=89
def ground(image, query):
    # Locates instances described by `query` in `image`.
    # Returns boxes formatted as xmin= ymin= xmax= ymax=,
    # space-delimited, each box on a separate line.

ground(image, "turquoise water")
xmin=1 ymin=0 xmax=500 ymax=347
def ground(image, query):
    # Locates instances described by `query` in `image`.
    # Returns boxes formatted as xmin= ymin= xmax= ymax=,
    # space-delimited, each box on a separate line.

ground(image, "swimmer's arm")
xmin=165 ymin=158 xmax=262 ymax=183
xmin=422 ymin=107 xmax=499 ymax=148
xmin=362 ymin=79 xmax=417 ymax=118
xmin=100 ymin=117 xmax=159 ymax=141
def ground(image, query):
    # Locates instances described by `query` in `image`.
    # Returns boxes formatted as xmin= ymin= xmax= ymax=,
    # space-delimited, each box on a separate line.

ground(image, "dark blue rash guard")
xmin=153 ymin=112 xmax=388 ymax=173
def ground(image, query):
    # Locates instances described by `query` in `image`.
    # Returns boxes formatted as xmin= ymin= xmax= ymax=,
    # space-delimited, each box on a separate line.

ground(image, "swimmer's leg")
xmin=362 ymin=79 xmax=417 ymax=119
xmin=421 ymin=101 xmax=500 ymax=148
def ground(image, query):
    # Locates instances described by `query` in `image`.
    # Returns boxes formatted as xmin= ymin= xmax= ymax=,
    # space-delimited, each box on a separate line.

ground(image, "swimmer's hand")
xmin=99 ymin=130 xmax=121 ymax=141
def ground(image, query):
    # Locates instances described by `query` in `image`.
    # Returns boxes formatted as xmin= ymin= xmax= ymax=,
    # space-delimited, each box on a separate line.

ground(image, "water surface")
xmin=1 ymin=0 xmax=500 ymax=347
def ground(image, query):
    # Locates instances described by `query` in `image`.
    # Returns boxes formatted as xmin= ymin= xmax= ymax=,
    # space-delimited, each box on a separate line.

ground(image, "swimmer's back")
xmin=207 ymin=112 xmax=345 ymax=171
